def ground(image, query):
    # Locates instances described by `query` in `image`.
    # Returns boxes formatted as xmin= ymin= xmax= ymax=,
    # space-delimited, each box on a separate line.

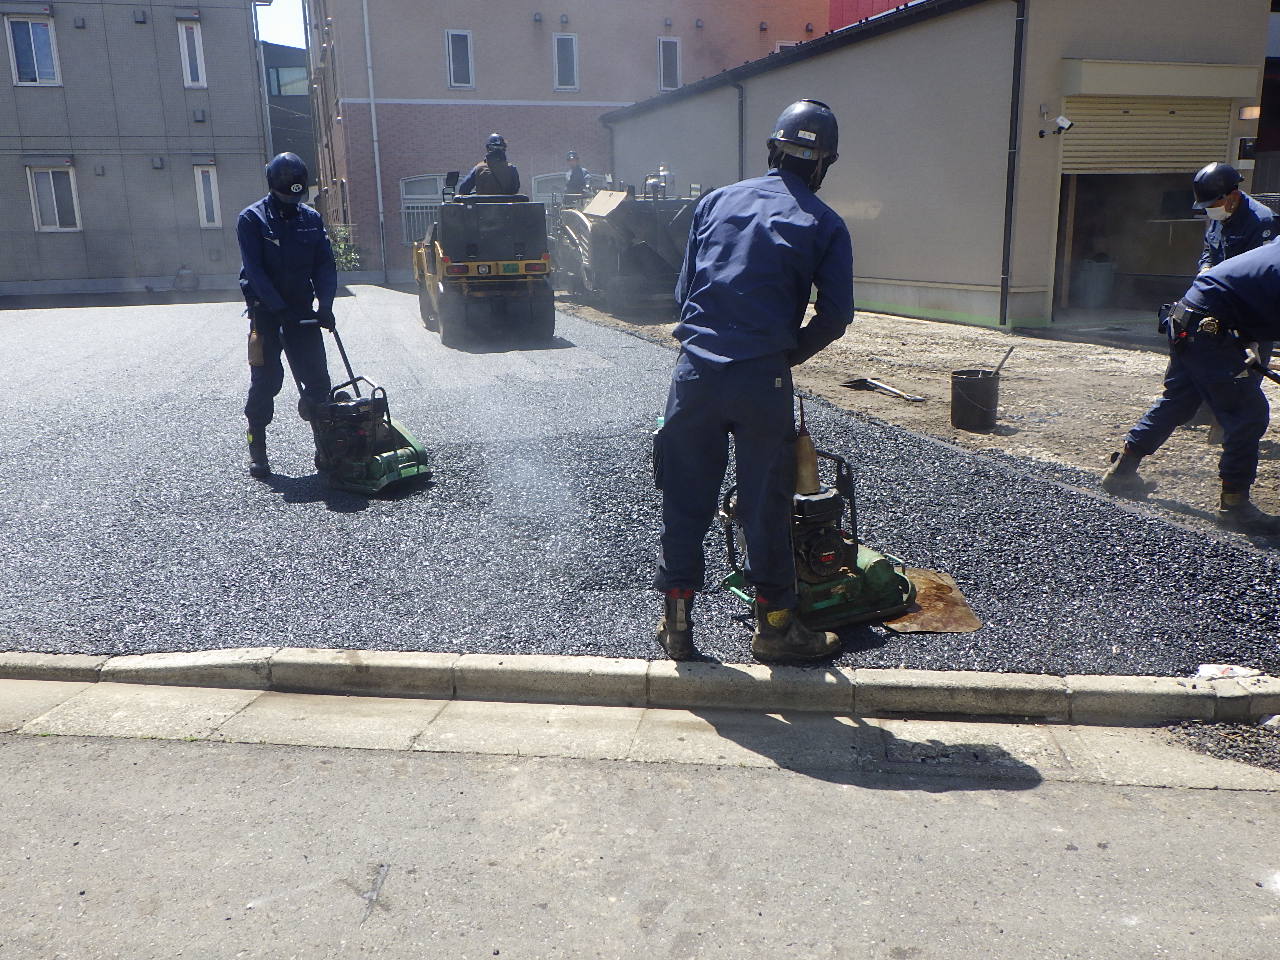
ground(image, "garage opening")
xmin=1052 ymin=95 xmax=1233 ymax=319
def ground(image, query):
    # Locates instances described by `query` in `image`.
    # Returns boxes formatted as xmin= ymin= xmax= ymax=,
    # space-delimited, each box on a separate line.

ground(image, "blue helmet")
xmin=768 ymin=99 xmax=839 ymax=163
xmin=1192 ymin=162 xmax=1243 ymax=209
xmin=265 ymin=152 xmax=308 ymax=203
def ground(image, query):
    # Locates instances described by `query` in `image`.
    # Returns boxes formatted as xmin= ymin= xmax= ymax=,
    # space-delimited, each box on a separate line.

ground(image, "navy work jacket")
xmin=458 ymin=158 xmax=521 ymax=196
xmin=237 ymin=195 xmax=337 ymax=318
xmin=674 ymin=169 xmax=854 ymax=367
xmin=1184 ymin=237 xmax=1280 ymax=342
xmin=1199 ymin=192 xmax=1276 ymax=271
xmin=566 ymin=165 xmax=589 ymax=193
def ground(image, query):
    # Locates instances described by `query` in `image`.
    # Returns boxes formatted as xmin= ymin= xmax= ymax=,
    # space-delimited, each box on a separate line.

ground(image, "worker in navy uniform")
xmin=654 ymin=99 xmax=854 ymax=663
xmin=238 ymin=152 xmax=337 ymax=479
xmin=457 ymin=134 xmax=521 ymax=196
xmin=1101 ymin=238 xmax=1280 ymax=535
xmin=564 ymin=150 xmax=590 ymax=195
xmin=1194 ymin=162 xmax=1275 ymax=272
xmin=1103 ymin=162 xmax=1276 ymax=498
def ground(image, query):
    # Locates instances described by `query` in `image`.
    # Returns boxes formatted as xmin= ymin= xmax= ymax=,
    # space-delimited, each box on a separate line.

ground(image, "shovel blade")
xmin=882 ymin=568 xmax=981 ymax=634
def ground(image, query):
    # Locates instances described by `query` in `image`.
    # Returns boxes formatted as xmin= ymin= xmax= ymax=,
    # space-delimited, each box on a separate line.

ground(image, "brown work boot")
xmin=1101 ymin=448 xmax=1155 ymax=498
xmin=1217 ymin=488 xmax=1280 ymax=536
xmin=246 ymin=427 xmax=270 ymax=479
xmin=751 ymin=600 xmax=841 ymax=664
xmin=656 ymin=590 xmax=697 ymax=660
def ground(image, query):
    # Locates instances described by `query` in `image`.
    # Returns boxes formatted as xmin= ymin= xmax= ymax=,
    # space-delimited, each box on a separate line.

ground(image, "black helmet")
xmin=567 ymin=150 xmax=579 ymax=162
xmin=486 ymin=133 xmax=507 ymax=153
xmin=266 ymin=152 xmax=308 ymax=203
xmin=1192 ymin=161 xmax=1243 ymax=209
xmin=768 ymin=99 xmax=839 ymax=162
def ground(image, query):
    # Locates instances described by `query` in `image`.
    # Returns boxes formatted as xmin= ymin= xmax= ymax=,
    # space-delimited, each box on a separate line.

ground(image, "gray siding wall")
xmin=0 ymin=0 xmax=269 ymax=293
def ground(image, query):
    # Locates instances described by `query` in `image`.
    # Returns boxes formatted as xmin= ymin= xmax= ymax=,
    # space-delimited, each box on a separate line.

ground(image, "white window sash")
xmin=194 ymin=165 xmax=221 ymax=229
xmin=27 ymin=167 xmax=81 ymax=232
xmin=7 ymin=16 xmax=61 ymax=86
xmin=553 ymin=33 xmax=578 ymax=92
xmin=178 ymin=20 xmax=207 ymax=89
xmin=658 ymin=37 xmax=680 ymax=92
xmin=446 ymin=30 xmax=474 ymax=89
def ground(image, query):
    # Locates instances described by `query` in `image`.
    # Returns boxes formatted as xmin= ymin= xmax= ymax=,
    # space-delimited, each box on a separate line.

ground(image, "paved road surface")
xmin=2 ymin=286 xmax=1277 ymax=673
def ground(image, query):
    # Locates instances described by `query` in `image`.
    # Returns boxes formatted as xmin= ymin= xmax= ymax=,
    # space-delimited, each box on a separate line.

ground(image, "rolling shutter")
xmin=1060 ymin=96 xmax=1233 ymax=174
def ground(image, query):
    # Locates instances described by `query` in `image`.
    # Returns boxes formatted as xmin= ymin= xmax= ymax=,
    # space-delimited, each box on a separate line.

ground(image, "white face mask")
xmin=1204 ymin=204 xmax=1232 ymax=221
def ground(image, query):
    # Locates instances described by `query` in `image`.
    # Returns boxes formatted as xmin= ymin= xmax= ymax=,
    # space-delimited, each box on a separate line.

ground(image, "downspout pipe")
xmin=361 ymin=0 xmax=388 ymax=283
xmin=732 ymin=82 xmax=745 ymax=180
xmin=998 ymin=0 xmax=1027 ymax=327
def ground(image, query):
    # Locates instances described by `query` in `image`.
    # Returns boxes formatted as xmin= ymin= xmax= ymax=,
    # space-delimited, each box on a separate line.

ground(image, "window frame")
xmin=26 ymin=166 xmax=82 ymax=232
xmin=657 ymin=36 xmax=680 ymax=92
xmin=177 ymin=19 xmax=207 ymax=89
xmin=6 ymin=15 xmax=61 ymax=86
xmin=193 ymin=164 xmax=222 ymax=229
xmin=553 ymin=32 xmax=578 ymax=92
xmin=445 ymin=29 xmax=474 ymax=89
xmin=267 ymin=65 xmax=309 ymax=97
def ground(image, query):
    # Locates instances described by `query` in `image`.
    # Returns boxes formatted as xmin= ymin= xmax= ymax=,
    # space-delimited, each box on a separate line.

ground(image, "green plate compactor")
xmin=307 ymin=328 xmax=431 ymax=495
xmin=718 ymin=404 xmax=916 ymax=630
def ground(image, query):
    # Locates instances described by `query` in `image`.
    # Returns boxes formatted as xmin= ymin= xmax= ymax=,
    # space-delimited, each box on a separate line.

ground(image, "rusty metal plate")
xmin=882 ymin=568 xmax=982 ymax=634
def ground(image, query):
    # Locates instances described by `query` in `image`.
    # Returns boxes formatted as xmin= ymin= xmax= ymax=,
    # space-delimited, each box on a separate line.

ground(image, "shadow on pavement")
xmin=261 ymin=473 xmax=371 ymax=514
xmin=452 ymin=335 xmax=576 ymax=355
xmin=695 ymin=709 xmax=1043 ymax=792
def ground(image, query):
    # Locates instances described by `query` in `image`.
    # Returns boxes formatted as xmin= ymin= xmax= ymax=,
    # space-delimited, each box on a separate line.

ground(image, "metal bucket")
xmin=950 ymin=368 xmax=998 ymax=431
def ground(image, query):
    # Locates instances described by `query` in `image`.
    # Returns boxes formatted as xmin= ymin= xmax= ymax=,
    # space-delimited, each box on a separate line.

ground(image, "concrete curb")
xmin=0 ymin=649 xmax=1276 ymax=725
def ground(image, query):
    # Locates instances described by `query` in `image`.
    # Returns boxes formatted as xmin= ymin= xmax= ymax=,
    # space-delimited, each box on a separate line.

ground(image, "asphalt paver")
xmin=2 ymin=286 xmax=1277 ymax=674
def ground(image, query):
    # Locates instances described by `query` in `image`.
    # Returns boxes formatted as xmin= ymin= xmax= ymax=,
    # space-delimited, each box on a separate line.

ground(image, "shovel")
xmin=841 ymin=377 xmax=926 ymax=402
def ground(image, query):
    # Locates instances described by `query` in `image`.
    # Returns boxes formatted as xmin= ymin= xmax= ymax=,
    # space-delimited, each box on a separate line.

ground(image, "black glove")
xmin=313 ymin=307 xmax=336 ymax=331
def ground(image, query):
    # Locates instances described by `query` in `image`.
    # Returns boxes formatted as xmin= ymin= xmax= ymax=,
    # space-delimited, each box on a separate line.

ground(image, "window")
xmin=658 ymin=37 xmax=680 ymax=92
xmin=553 ymin=33 xmax=578 ymax=91
xmin=775 ymin=41 xmax=800 ymax=52
xmin=446 ymin=30 xmax=473 ymax=88
xmin=194 ymin=165 xmax=221 ymax=229
xmin=401 ymin=175 xmax=445 ymax=245
xmin=178 ymin=20 xmax=206 ymax=88
xmin=27 ymin=167 xmax=80 ymax=231
xmin=268 ymin=66 xmax=309 ymax=96
xmin=7 ymin=16 xmax=59 ymax=85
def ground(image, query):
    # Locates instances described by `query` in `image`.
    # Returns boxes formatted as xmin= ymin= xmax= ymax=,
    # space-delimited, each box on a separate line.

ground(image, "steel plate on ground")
xmin=882 ymin=568 xmax=981 ymax=634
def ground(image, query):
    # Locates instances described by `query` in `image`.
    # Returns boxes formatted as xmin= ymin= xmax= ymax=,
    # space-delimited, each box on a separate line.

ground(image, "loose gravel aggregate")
xmin=1167 ymin=720 xmax=1280 ymax=773
xmin=2 ymin=286 xmax=1278 ymax=674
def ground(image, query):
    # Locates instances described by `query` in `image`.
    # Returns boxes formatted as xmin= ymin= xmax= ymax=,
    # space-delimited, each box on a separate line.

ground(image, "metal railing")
xmin=401 ymin=204 xmax=442 ymax=245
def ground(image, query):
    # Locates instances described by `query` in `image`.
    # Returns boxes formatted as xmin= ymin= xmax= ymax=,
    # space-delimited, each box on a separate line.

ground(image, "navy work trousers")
xmin=654 ymin=351 xmax=798 ymax=608
xmin=1127 ymin=333 xmax=1270 ymax=486
xmin=244 ymin=310 xmax=332 ymax=429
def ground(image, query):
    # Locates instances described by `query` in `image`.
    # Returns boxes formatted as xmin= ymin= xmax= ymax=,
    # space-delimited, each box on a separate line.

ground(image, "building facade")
xmin=828 ymin=0 xmax=905 ymax=29
xmin=0 ymin=0 xmax=271 ymax=295
xmin=262 ymin=39 xmax=316 ymax=186
xmin=604 ymin=0 xmax=1269 ymax=327
xmin=305 ymin=0 xmax=828 ymax=280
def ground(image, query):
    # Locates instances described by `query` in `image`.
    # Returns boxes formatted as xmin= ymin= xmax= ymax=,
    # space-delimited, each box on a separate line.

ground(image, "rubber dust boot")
xmin=656 ymin=589 xmax=696 ymax=660
xmin=751 ymin=598 xmax=841 ymax=664
xmin=1101 ymin=446 xmax=1155 ymax=498
xmin=1216 ymin=485 xmax=1280 ymax=536
xmin=246 ymin=427 xmax=270 ymax=479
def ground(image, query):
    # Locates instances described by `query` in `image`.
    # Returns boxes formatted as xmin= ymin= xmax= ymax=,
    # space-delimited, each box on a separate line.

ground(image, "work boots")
xmin=1216 ymin=487 xmax=1280 ymax=536
xmin=1101 ymin=447 xmax=1156 ymax=498
xmin=246 ymin=427 xmax=270 ymax=479
xmin=750 ymin=600 xmax=841 ymax=664
xmin=656 ymin=590 xmax=697 ymax=660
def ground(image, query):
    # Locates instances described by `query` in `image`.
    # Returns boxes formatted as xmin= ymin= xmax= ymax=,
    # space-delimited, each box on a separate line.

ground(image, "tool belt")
xmin=1161 ymin=300 xmax=1228 ymax=348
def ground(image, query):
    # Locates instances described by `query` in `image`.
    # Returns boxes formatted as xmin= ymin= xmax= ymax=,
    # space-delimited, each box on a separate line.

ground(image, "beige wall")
xmin=607 ymin=0 xmax=1272 ymax=327
xmin=610 ymin=86 xmax=740 ymax=194
xmin=1013 ymin=0 xmax=1270 ymax=323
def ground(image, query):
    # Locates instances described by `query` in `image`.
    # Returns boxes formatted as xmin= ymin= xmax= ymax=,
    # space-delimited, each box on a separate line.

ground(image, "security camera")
xmin=1055 ymin=115 xmax=1074 ymax=133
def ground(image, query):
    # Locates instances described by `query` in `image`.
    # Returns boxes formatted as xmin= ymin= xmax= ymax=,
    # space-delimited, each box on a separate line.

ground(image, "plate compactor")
xmin=303 ymin=327 xmax=430 ymax=495
xmin=718 ymin=401 xmax=918 ymax=630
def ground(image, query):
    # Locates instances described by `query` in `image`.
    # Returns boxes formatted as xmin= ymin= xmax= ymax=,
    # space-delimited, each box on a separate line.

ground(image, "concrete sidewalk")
xmin=3 ymin=647 xmax=1278 ymax=725
xmin=3 ymin=677 xmax=1279 ymax=792
xmin=2 ymin=680 xmax=1279 ymax=960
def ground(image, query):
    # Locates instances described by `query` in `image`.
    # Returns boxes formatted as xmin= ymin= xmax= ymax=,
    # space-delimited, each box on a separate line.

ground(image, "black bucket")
xmin=951 ymin=369 xmax=998 ymax=431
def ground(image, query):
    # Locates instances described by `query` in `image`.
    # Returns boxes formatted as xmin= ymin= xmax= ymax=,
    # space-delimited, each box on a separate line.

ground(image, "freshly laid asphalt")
xmin=2 ymin=285 xmax=1278 ymax=675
